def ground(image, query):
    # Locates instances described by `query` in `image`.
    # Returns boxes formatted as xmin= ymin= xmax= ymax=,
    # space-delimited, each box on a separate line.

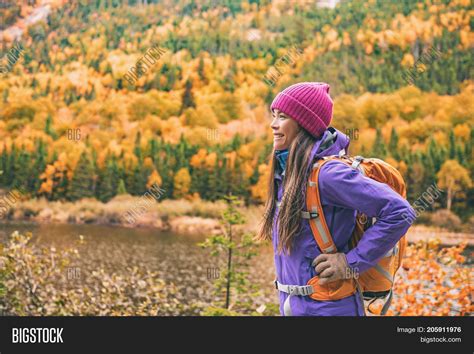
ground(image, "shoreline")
xmin=1 ymin=196 xmax=472 ymax=246
xmin=1 ymin=218 xmax=472 ymax=248
xmin=0 ymin=211 xmax=224 ymax=236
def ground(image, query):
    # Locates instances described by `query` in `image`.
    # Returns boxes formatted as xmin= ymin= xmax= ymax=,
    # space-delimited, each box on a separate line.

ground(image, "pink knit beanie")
xmin=270 ymin=82 xmax=333 ymax=137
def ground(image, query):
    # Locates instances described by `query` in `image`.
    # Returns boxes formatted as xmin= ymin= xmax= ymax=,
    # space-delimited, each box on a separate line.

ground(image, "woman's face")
xmin=271 ymin=109 xmax=300 ymax=150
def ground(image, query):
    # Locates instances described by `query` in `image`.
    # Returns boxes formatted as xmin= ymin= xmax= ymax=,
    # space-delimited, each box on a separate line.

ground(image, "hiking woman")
xmin=257 ymin=82 xmax=415 ymax=316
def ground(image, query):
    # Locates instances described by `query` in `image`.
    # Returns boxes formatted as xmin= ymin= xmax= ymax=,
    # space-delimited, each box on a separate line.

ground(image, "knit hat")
xmin=270 ymin=82 xmax=333 ymax=137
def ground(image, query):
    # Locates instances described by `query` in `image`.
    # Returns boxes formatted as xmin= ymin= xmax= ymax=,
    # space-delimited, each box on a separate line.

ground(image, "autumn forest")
xmin=0 ymin=0 xmax=472 ymax=224
xmin=0 ymin=0 xmax=472 ymax=319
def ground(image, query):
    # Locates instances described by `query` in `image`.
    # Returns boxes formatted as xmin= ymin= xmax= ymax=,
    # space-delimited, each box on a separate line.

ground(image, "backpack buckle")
xmin=352 ymin=156 xmax=364 ymax=169
xmin=301 ymin=211 xmax=319 ymax=219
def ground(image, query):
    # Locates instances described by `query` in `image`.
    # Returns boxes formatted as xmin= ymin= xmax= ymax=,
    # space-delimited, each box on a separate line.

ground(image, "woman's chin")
xmin=273 ymin=139 xmax=287 ymax=150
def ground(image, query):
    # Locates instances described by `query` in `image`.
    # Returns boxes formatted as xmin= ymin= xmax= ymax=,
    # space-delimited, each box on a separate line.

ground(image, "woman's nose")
xmin=270 ymin=118 xmax=279 ymax=130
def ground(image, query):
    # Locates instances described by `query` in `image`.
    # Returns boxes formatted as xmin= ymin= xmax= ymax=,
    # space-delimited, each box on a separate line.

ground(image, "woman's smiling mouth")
xmin=274 ymin=134 xmax=285 ymax=141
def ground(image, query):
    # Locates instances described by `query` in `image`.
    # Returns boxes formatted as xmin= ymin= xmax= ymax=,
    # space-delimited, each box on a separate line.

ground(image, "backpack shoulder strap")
xmin=305 ymin=156 xmax=352 ymax=255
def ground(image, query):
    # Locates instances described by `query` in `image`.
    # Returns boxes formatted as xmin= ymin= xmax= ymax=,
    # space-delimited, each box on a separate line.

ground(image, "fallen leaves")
xmin=389 ymin=240 xmax=472 ymax=316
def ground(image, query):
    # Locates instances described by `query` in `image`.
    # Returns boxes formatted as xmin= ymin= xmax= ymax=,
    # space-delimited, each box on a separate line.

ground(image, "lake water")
xmin=0 ymin=222 xmax=276 ymax=314
xmin=1 ymin=222 xmax=471 ymax=315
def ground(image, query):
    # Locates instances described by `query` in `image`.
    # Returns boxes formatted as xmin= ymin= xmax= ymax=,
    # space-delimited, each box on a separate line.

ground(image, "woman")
xmin=257 ymin=82 xmax=415 ymax=316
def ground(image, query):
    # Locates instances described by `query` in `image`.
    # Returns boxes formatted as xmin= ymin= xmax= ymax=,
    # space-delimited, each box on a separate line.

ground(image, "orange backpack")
xmin=304 ymin=154 xmax=407 ymax=315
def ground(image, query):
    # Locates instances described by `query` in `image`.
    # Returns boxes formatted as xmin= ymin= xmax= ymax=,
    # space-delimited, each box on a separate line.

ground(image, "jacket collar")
xmin=275 ymin=127 xmax=350 ymax=182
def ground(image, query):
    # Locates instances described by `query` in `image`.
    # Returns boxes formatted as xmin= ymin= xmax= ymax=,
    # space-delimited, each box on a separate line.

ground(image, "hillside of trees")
xmin=0 ymin=0 xmax=472 ymax=220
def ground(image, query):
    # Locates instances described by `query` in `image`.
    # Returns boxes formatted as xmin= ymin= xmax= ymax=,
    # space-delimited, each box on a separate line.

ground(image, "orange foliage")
xmin=146 ymin=169 xmax=162 ymax=189
xmin=389 ymin=241 xmax=472 ymax=316
xmin=190 ymin=148 xmax=207 ymax=168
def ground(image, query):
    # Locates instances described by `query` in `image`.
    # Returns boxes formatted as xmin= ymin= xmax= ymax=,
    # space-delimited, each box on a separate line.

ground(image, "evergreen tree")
xmin=249 ymin=163 xmax=259 ymax=186
xmin=440 ymin=146 xmax=448 ymax=161
xmin=210 ymin=152 xmax=227 ymax=201
xmin=44 ymin=114 xmax=57 ymax=139
xmin=175 ymin=135 xmax=188 ymax=170
xmin=466 ymin=128 xmax=473 ymax=160
xmin=222 ymin=70 xmax=236 ymax=93
xmin=449 ymin=128 xmax=456 ymax=159
xmin=180 ymin=79 xmax=196 ymax=113
xmin=421 ymin=150 xmax=436 ymax=199
xmin=13 ymin=147 xmax=30 ymax=192
xmin=7 ymin=144 xmax=16 ymax=186
xmin=198 ymin=56 xmax=207 ymax=84
xmin=229 ymin=134 xmax=242 ymax=151
xmin=230 ymin=158 xmax=249 ymax=202
xmin=207 ymin=160 xmax=218 ymax=201
xmin=44 ymin=78 xmax=51 ymax=96
xmin=128 ymin=163 xmax=148 ymax=195
xmin=68 ymin=151 xmax=96 ymax=201
xmin=116 ymin=178 xmax=127 ymax=195
xmin=86 ymin=86 xmax=96 ymax=100
xmin=31 ymin=139 xmax=47 ymax=193
xmin=96 ymin=156 xmax=119 ymax=202
xmin=190 ymin=165 xmax=208 ymax=199
xmin=134 ymin=131 xmax=143 ymax=162
xmin=2 ymin=88 xmax=8 ymax=103
xmin=0 ymin=146 xmax=8 ymax=187
xmin=456 ymin=145 xmax=465 ymax=166
xmin=388 ymin=127 xmax=399 ymax=160
xmin=372 ymin=128 xmax=387 ymax=158
xmin=149 ymin=138 xmax=159 ymax=163
xmin=91 ymin=147 xmax=98 ymax=194
xmin=55 ymin=165 xmax=69 ymax=201
xmin=466 ymin=128 xmax=474 ymax=178
xmin=427 ymin=139 xmax=441 ymax=171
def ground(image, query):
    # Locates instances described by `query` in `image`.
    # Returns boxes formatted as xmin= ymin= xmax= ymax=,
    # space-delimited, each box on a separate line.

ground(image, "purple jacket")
xmin=272 ymin=128 xmax=415 ymax=316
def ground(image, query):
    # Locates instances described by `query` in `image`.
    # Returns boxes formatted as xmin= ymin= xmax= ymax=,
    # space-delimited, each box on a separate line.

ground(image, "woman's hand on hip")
xmin=313 ymin=253 xmax=352 ymax=285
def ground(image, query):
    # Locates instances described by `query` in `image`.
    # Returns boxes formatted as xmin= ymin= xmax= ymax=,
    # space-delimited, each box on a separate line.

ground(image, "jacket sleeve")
xmin=318 ymin=160 xmax=416 ymax=274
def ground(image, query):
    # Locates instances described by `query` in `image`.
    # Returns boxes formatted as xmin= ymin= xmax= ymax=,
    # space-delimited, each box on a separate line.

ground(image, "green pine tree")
xmin=449 ymin=128 xmax=456 ymax=159
xmin=134 ymin=131 xmax=143 ymax=162
xmin=44 ymin=114 xmax=57 ymax=139
xmin=68 ymin=151 xmax=95 ymax=201
xmin=7 ymin=144 xmax=17 ymax=187
xmin=13 ymin=147 xmax=30 ymax=192
xmin=129 ymin=163 xmax=148 ymax=195
xmin=427 ymin=138 xmax=441 ymax=171
xmin=2 ymin=88 xmax=9 ymax=103
xmin=456 ymin=145 xmax=465 ymax=166
xmin=180 ymin=79 xmax=196 ymax=113
xmin=31 ymin=139 xmax=47 ymax=194
xmin=230 ymin=158 xmax=249 ymax=202
xmin=466 ymin=128 xmax=474 ymax=178
xmin=190 ymin=165 xmax=208 ymax=199
xmin=116 ymin=178 xmax=127 ymax=195
xmin=198 ymin=56 xmax=207 ymax=84
xmin=149 ymin=138 xmax=159 ymax=163
xmin=0 ymin=146 xmax=8 ymax=187
xmin=96 ymin=156 xmax=119 ymax=202
xmin=372 ymin=128 xmax=387 ymax=158
xmin=388 ymin=127 xmax=399 ymax=160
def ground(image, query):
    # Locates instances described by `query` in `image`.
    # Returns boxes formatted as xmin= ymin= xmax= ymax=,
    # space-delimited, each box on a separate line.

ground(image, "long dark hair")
xmin=256 ymin=128 xmax=318 ymax=254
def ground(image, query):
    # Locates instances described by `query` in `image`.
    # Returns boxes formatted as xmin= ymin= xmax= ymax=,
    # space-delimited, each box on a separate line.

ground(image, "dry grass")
xmin=4 ymin=196 xmax=229 ymax=231
xmin=4 ymin=197 xmax=473 ymax=246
